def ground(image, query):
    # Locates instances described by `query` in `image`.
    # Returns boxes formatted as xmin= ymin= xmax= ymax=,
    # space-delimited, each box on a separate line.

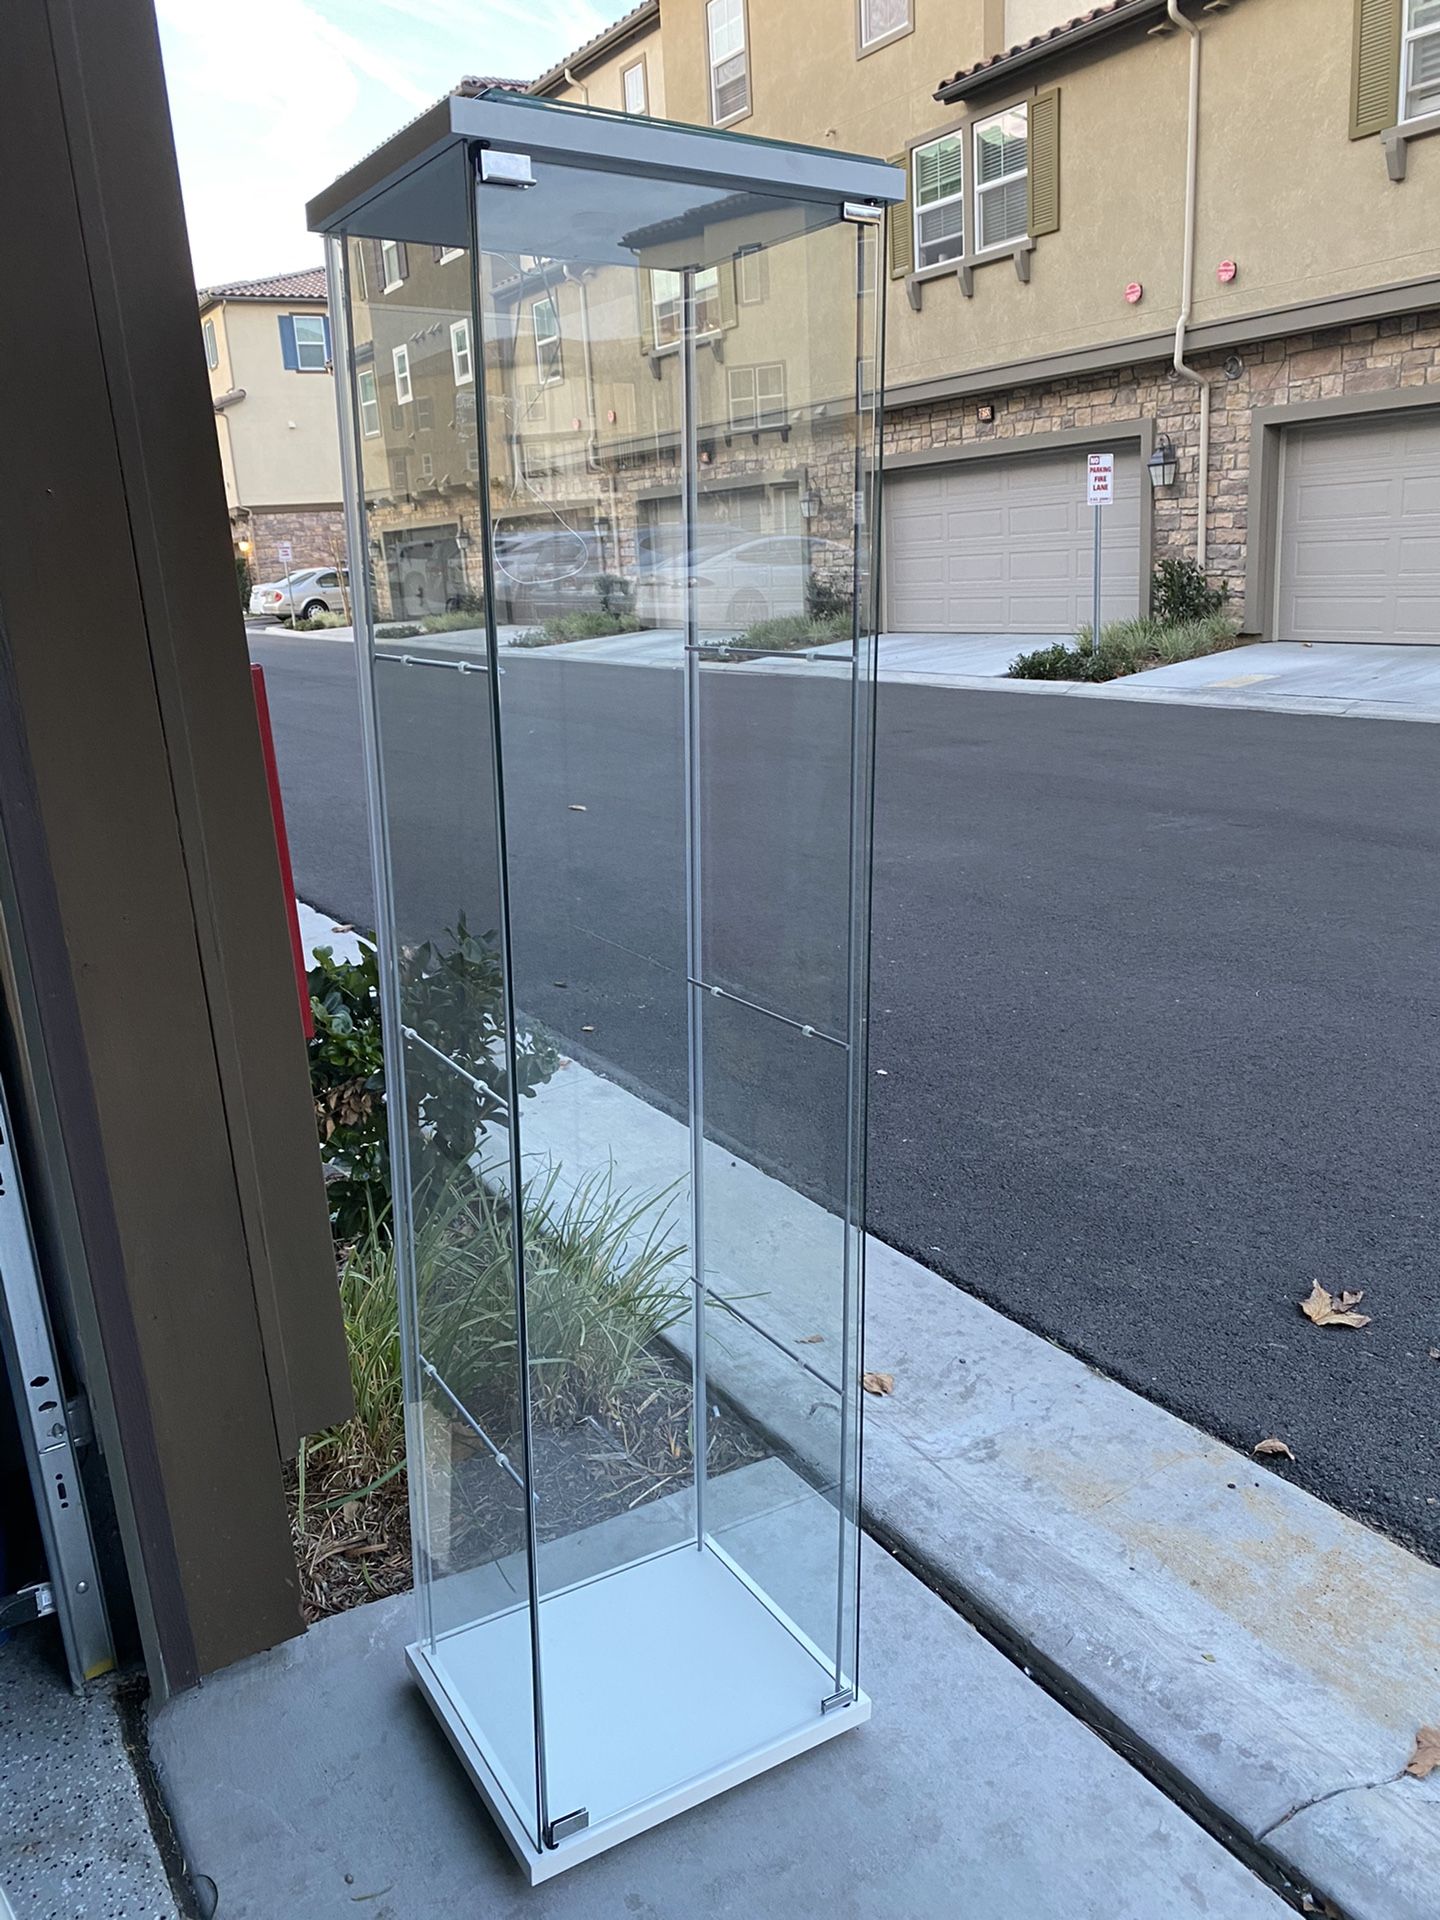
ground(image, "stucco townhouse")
xmin=541 ymin=0 xmax=1440 ymax=647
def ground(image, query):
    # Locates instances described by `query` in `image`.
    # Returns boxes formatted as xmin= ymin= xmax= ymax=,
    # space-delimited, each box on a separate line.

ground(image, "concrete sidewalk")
xmin=149 ymin=1538 xmax=1287 ymax=1920
xmin=517 ymin=1055 xmax=1440 ymax=1920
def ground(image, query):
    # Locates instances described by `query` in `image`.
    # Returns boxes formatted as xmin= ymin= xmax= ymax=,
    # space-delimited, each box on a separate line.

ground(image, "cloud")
xmin=157 ymin=0 xmax=590 ymax=283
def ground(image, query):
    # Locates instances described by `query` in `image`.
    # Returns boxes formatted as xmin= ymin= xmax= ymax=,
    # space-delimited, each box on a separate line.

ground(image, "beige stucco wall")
xmin=540 ymin=22 xmax=666 ymax=117
xmin=655 ymin=0 xmax=1440 ymax=393
xmin=202 ymin=298 xmax=342 ymax=509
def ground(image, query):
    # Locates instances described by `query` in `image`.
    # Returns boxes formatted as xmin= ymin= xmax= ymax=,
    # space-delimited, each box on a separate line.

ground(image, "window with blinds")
xmin=1405 ymin=0 xmax=1440 ymax=117
xmin=975 ymin=106 xmax=1029 ymax=251
xmin=913 ymin=133 xmax=964 ymax=270
xmin=708 ymin=0 xmax=750 ymax=122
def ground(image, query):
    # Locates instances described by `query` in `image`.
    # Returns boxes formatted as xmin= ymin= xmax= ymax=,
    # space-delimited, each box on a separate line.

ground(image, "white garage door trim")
xmin=1275 ymin=409 xmax=1440 ymax=644
xmin=884 ymin=441 xmax=1143 ymax=637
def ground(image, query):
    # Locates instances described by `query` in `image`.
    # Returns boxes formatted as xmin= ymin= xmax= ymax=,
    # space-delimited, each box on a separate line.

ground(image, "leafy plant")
xmin=308 ymin=942 xmax=387 ymax=1242
xmin=805 ymin=571 xmax=852 ymax=621
xmin=235 ymin=551 xmax=254 ymax=609
xmin=595 ymin=573 xmax=635 ymax=618
xmin=306 ymin=919 xmax=559 ymax=1240
xmin=1152 ymin=556 xmax=1227 ymax=625
xmin=728 ymin=611 xmax=851 ymax=655
xmin=513 ymin=609 xmax=643 ymax=647
xmin=1007 ymin=612 xmax=1241 ymax=684
xmin=418 ymin=1162 xmax=688 ymax=1433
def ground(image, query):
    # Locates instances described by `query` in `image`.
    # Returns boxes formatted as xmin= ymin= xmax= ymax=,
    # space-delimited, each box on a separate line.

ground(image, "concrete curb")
xmin=517 ymin=1055 xmax=1440 ymax=1920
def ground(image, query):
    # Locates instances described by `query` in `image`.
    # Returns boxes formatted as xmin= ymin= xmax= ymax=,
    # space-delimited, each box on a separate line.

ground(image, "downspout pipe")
xmin=1168 ymin=0 xmax=1210 ymax=573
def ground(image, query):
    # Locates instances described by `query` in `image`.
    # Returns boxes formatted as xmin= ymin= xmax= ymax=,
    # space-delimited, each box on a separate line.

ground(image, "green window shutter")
xmin=1351 ymin=0 xmax=1401 ymax=138
xmin=888 ymin=152 xmax=913 ymax=280
xmin=1028 ymin=88 xmax=1061 ymax=237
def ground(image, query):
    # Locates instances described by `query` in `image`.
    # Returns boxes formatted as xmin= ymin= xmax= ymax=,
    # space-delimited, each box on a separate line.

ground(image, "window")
xmin=451 ymin=317 xmax=473 ymax=385
xmin=436 ymin=244 xmax=465 ymax=264
xmin=292 ymin=313 xmax=330 ymax=371
xmin=390 ymin=403 xmax=406 ymax=432
xmin=533 ymin=298 xmax=562 ymax=384
xmin=859 ymin=0 xmax=910 ymax=50
xmin=736 ymin=244 xmax=768 ymax=305
xmin=974 ymin=105 xmax=1029 ymax=250
xmin=728 ymin=362 xmax=787 ymax=432
xmin=388 ymin=451 xmax=409 ymax=493
xmin=1404 ymin=0 xmax=1440 ymax=118
xmin=381 ymin=239 xmax=406 ymax=291
xmin=651 ymin=265 xmax=722 ymax=349
xmin=418 ymin=452 xmax=434 ymax=483
xmin=202 ymin=317 xmax=218 ymax=370
xmin=623 ymin=58 xmax=648 ymax=114
xmin=465 ymin=446 xmax=481 ymax=474
xmin=912 ymin=134 xmax=965 ymax=269
xmin=357 ymin=367 xmax=380 ymax=437
xmin=707 ymin=0 xmax=749 ymax=124
xmin=392 ymin=343 xmax=412 ymax=404
xmin=415 ymin=393 xmax=434 ymax=431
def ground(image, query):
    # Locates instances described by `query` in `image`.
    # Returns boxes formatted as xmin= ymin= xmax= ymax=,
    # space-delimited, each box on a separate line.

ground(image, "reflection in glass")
xmin=320 ymin=93 xmax=892 ymax=1879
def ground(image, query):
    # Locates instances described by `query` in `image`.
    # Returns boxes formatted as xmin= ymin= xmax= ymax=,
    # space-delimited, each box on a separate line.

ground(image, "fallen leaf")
xmin=1253 ymin=1437 xmax=1295 ymax=1461
xmin=1405 ymin=1726 xmax=1440 ymax=1779
xmin=862 ymin=1371 xmax=894 ymax=1396
xmin=796 ymin=1334 xmax=824 ymax=1344
xmin=1429 ymin=1349 xmax=1440 ymax=1362
xmin=568 ymin=803 xmax=587 ymax=812
xmin=1300 ymin=1282 xmax=1371 ymax=1329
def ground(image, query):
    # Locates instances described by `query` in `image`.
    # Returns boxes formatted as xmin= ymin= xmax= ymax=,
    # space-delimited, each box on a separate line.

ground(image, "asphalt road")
xmin=253 ymin=632 xmax=1440 ymax=1561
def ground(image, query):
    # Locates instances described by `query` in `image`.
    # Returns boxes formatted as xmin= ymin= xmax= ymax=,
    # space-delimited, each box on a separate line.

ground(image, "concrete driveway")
xmin=1103 ymin=640 xmax=1440 ymax=719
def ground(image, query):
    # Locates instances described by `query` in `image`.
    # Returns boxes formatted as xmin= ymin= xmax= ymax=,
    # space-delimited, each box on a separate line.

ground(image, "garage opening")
xmin=884 ymin=445 xmax=1141 ymax=636
xmin=1275 ymin=410 xmax=1440 ymax=643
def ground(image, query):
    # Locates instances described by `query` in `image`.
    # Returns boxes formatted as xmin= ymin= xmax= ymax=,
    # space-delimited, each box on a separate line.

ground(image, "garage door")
xmin=1276 ymin=412 xmax=1440 ymax=643
xmin=885 ymin=447 xmax=1141 ymax=635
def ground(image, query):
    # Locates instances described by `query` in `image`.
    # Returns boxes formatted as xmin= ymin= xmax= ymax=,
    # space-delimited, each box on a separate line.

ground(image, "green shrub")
xmin=513 ymin=609 xmax=643 ymax=647
xmin=596 ymin=573 xmax=635 ymax=617
xmin=236 ymin=551 xmax=253 ymax=610
xmin=1008 ymin=612 xmax=1241 ymax=684
xmin=306 ymin=920 xmax=559 ymax=1240
xmin=805 ymin=572 xmax=852 ymax=621
xmin=376 ymin=623 xmax=423 ymax=640
xmin=418 ymin=609 xmax=490 ymax=633
xmin=291 ymin=610 xmax=350 ymax=631
xmin=1152 ymin=556 xmax=1227 ymax=625
xmin=730 ymin=611 xmax=851 ymax=654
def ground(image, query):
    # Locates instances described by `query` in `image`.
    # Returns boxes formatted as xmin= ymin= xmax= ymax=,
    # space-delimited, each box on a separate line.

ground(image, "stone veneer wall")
xmin=884 ymin=309 xmax=1440 ymax=614
xmin=242 ymin=506 xmax=347 ymax=583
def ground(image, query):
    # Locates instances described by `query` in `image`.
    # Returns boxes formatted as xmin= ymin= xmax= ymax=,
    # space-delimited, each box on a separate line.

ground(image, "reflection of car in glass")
xmin=490 ymin=519 xmax=607 ymax=623
xmin=634 ymin=535 xmax=809 ymax=632
xmin=249 ymin=567 xmax=350 ymax=621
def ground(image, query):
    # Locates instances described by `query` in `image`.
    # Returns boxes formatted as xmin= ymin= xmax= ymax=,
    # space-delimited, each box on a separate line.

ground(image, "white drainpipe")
xmin=1168 ymin=0 xmax=1210 ymax=573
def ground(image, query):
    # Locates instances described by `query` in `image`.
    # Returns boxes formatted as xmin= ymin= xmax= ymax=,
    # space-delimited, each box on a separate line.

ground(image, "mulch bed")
xmin=287 ymin=1347 xmax=767 ymax=1624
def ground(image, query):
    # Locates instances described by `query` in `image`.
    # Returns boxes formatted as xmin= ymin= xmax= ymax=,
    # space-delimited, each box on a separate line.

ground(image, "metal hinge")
xmin=544 ymin=1808 xmax=589 ymax=1847
xmin=820 ymin=1687 xmax=855 ymax=1714
xmin=478 ymin=148 xmax=534 ymax=189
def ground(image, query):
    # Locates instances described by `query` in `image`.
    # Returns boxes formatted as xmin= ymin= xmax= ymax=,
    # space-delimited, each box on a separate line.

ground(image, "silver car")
xmin=249 ymin=566 xmax=349 ymax=622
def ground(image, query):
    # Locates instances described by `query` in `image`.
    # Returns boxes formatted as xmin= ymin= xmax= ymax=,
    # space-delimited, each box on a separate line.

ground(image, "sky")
xmin=157 ymin=0 xmax=610 ymax=287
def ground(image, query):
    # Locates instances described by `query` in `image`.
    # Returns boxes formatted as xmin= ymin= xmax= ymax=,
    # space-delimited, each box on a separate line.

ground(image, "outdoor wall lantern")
xmin=1148 ymin=435 xmax=1179 ymax=489
xmin=309 ymin=89 xmax=902 ymax=1884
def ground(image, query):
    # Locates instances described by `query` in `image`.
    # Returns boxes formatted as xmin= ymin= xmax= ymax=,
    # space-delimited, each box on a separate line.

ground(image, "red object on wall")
xmin=1216 ymin=259 xmax=1238 ymax=283
xmin=1124 ymin=281 xmax=1144 ymax=304
xmin=251 ymin=664 xmax=313 ymax=1040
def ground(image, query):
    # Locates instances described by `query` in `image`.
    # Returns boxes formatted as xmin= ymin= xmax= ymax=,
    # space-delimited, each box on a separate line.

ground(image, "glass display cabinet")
xmin=308 ymin=89 xmax=899 ymax=1882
